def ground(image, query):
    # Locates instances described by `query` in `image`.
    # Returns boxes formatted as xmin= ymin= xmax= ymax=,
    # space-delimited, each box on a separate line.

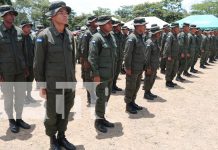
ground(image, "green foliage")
xmin=0 ymin=0 xmax=12 ymax=5
xmin=115 ymin=5 xmax=134 ymax=22
xmin=93 ymin=7 xmax=111 ymax=16
xmin=191 ymin=0 xmax=218 ymax=16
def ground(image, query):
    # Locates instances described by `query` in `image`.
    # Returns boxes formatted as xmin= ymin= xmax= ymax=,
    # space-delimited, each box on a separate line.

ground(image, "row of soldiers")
xmin=0 ymin=1 xmax=218 ymax=150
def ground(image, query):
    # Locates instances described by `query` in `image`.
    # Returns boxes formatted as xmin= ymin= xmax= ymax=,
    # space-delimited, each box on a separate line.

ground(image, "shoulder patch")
xmin=92 ymin=41 xmax=96 ymax=45
xmin=36 ymin=38 xmax=43 ymax=43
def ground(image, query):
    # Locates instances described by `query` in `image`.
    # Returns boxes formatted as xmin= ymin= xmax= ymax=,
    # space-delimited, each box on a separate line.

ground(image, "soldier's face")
xmin=3 ymin=12 xmax=15 ymax=24
xmin=101 ymin=21 xmax=113 ymax=33
xmin=22 ymin=24 xmax=32 ymax=35
xmin=90 ymin=21 xmax=98 ymax=28
xmin=174 ymin=27 xmax=180 ymax=34
xmin=53 ymin=8 xmax=69 ymax=25
xmin=135 ymin=25 xmax=146 ymax=34
xmin=183 ymin=26 xmax=190 ymax=33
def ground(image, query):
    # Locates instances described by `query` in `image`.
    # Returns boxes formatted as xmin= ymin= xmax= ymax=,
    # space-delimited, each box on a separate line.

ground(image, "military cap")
xmin=113 ymin=20 xmax=122 ymax=27
xmin=96 ymin=15 xmax=112 ymax=26
xmin=121 ymin=26 xmax=128 ymax=30
xmin=190 ymin=24 xmax=196 ymax=28
xmin=133 ymin=17 xmax=148 ymax=26
xmin=45 ymin=1 xmax=71 ymax=17
xmin=87 ymin=16 xmax=97 ymax=23
xmin=36 ymin=24 xmax=44 ymax=29
xmin=163 ymin=24 xmax=169 ymax=28
xmin=150 ymin=24 xmax=162 ymax=34
xmin=182 ymin=22 xmax=190 ymax=27
xmin=0 ymin=5 xmax=18 ymax=17
xmin=20 ymin=20 xmax=33 ymax=28
xmin=170 ymin=22 xmax=179 ymax=28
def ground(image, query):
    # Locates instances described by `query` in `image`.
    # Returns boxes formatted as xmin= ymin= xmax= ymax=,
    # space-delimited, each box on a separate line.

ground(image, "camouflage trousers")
xmin=124 ymin=72 xmax=143 ymax=104
xmin=165 ymin=59 xmax=179 ymax=82
xmin=44 ymin=89 xmax=74 ymax=136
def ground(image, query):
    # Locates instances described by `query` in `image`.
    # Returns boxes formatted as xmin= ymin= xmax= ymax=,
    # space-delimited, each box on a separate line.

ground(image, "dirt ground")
xmin=0 ymin=61 xmax=218 ymax=150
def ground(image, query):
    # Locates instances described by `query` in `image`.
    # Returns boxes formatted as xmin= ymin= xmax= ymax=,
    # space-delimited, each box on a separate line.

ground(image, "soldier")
xmin=163 ymin=23 xmax=180 ymax=87
xmin=111 ymin=20 xmax=124 ymax=93
xmin=80 ymin=16 xmax=98 ymax=105
xmin=176 ymin=23 xmax=190 ymax=82
xmin=143 ymin=24 xmax=162 ymax=100
xmin=33 ymin=1 xmax=76 ymax=150
xmin=20 ymin=21 xmax=37 ymax=104
xmin=0 ymin=5 xmax=31 ymax=133
xmin=76 ymin=26 xmax=86 ymax=64
xmin=209 ymin=30 xmax=216 ymax=63
xmin=184 ymin=24 xmax=197 ymax=75
xmin=193 ymin=28 xmax=203 ymax=70
xmin=124 ymin=17 xmax=147 ymax=114
xmin=160 ymin=24 xmax=170 ymax=74
xmin=120 ymin=25 xmax=129 ymax=74
xmin=200 ymin=30 xmax=210 ymax=68
xmin=88 ymin=15 xmax=117 ymax=133
xmin=215 ymin=30 xmax=218 ymax=59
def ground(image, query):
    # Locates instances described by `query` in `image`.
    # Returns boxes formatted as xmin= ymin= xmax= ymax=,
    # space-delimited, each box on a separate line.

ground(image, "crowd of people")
xmin=0 ymin=1 xmax=218 ymax=150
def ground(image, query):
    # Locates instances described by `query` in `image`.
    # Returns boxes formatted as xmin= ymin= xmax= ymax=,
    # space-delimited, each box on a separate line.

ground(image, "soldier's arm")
xmin=178 ymin=33 xmax=185 ymax=53
xmin=88 ymin=36 xmax=100 ymax=77
xmin=124 ymin=36 xmax=134 ymax=70
xmin=81 ymin=32 xmax=90 ymax=60
xmin=33 ymin=32 xmax=47 ymax=85
xmin=144 ymin=43 xmax=152 ymax=70
xmin=200 ymin=37 xmax=206 ymax=52
xmin=164 ymin=35 xmax=172 ymax=58
xmin=187 ymin=34 xmax=192 ymax=54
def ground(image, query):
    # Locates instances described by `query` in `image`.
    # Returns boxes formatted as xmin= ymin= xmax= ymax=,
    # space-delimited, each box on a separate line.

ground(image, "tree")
xmin=0 ymin=0 xmax=12 ymax=5
xmin=191 ymin=0 xmax=218 ymax=16
xmin=115 ymin=5 xmax=134 ymax=21
xmin=93 ymin=7 xmax=111 ymax=16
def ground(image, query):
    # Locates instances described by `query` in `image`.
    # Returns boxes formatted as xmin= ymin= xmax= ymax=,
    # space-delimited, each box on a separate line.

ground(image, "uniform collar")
xmin=99 ymin=30 xmax=110 ymax=37
xmin=51 ymin=23 xmax=66 ymax=36
xmin=1 ymin=22 xmax=15 ymax=32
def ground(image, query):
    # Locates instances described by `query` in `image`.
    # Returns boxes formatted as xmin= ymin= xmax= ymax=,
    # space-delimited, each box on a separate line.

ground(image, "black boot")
xmin=95 ymin=119 xmax=107 ymax=133
xmin=57 ymin=132 xmax=76 ymax=150
xmin=16 ymin=119 xmax=31 ymax=129
xmin=160 ymin=69 xmax=165 ymax=74
xmin=102 ymin=118 xmax=115 ymax=128
xmin=114 ymin=85 xmax=122 ymax=91
xmin=9 ymin=119 xmax=19 ymax=133
xmin=126 ymin=103 xmax=137 ymax=114
xmin=176 ymin=75 xmax=185 ymax=82
xmin=148 ymin=91 xmax=157 ymax=98
xmin=171 ymin=81 xmax=177 ymax=86
xmin=50 ymin=135 xmax=61 ymax=150
xmin=166 ymin=81 xmax=174 ymax=88
xmin=200 ymin=64 xmax=206 ymax=69
xmin=183 ymin=71 xmax=191 ymax=77
xmin=190 ymin=68 xmax=198 ymax=73
xmin=144 ymin=92 xmax=154 ymax=100
xmin=132 ymin=101 xmax=143 ymax=110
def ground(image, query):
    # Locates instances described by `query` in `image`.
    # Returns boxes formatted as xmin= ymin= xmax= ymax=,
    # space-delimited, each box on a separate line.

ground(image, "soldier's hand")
xmin=83 ymin=60 xmax=91 ymax=69
xmin=145 ymin=68 xmax=152 ymax=76
xmin=80 ymin=57 xmax=84 ymax=64
xmin=24 ymin=68 xmax=30 ymax=78
xmin=0 ymin=75 xmax=4 ymax=83
xmin=93 ymin=76 xmax=101 ymax=85
xmin=181 ymin=53 xmax=185 ymax=59
xmin=125 ymin=69 xmax=132 ymax=76
xmin=40 ymin=88 xmax=47 ymax=99
xmin=167 ymin=57 xmax=172 ymax=61
xmin=187 ymin=53 xmax=190 ymax=58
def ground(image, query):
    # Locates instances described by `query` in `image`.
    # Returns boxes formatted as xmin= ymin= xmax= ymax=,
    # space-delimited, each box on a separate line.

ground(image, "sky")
xmin=49 ymin=0 xmax=205 ymax=15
